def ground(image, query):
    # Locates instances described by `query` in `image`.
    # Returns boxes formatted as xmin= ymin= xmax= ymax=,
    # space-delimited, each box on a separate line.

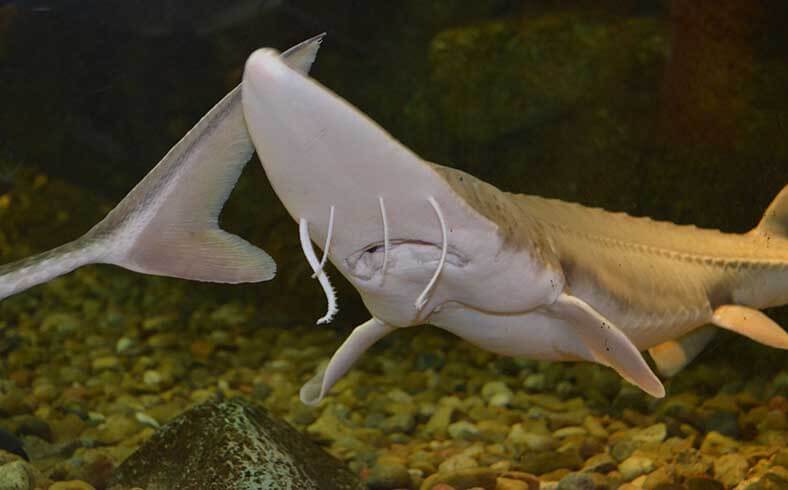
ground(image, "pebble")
xmin=367 ymin=459 xmax=411 ymax=490
xmin=481 ymin=381 xmax=513 ymax=408
xmin=508 ymin=425 xmax=556 ymax=452
xmin=553 ymin=427 xmax=587 ymax=439
xmin=477 ymin=420 xmax=510 ymax=443
xmin=581 ymin=453 xmax=617 ymax=474
xmin=142 ymin=370 xmax=162 ymax=386
xmin=91 ymin=415 xmax=141 ymax=444
xmin=610 ymin=440 xmax=636 ymax=463
xmin=133 ymin=412 xmax=160 ymax=429
xmin=115 ymin=337 xmax=134 ymax=354
xmin=619 ymin=455 xmax=654 ymax=481
xmin=49 ymin=481 xmax=96 ymax=490
xmin=582 ymin=416 xmax=608 ymax=439
xmin=448 ymin=421 xmax=480 ymax=441
xmin=773 ymin=448 xmax=788 ymax=468
xmin=0 ymin=403 xmax=31 ymax=426
xmin=381 ymin=413 xmax=415 ymax=434
xmin=424 ymin=399 xmax=459 ymax=437
xmin=713 ymin=453 xmax=749 ymax=487
xmin=438 ymin=454 xmax=479 ymax=473
xmin=520 ymin=449 xmax=583 ymax=475
xmin=632 ymin=423 xmax=666 ymax=444
xmin=496 ymin=477 xmax=532 ymax=490
xmin=0 ymin=460 xmax=31 ymax=490
xmin=421 ymin=468 xmax=497 ymax=489
xmin=91 ymin=356 xmax=121 ymax=372
xmin=524 ymin=373 xmax=546 ymax=392
xmin=31 ymin=382 xmax=57 ymax=403
xmin=700 ymin=431 xmax=739 ymax=456
xmin=146 ymin=332 xmax=179 ymax=349
xmin=556 ymin=472 xmax=596 ymax=490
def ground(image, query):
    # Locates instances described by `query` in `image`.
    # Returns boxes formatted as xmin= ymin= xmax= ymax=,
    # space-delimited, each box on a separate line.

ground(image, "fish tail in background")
xmin=0 ymin=34 xmax=326 ymax=301
xmin=102 ymin=85 xmax=277 ymax=284
xmin=0 ymin=85 xmax=273 ymax=301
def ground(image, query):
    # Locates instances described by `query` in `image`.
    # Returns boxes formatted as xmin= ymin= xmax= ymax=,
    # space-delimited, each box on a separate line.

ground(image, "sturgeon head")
xmin=242 ymin=49 xmax=564 ymax=329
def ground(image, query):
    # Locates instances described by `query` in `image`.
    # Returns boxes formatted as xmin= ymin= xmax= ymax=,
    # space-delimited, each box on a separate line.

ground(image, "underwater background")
xmin=0 ymin=1 xmax=786 ymax=489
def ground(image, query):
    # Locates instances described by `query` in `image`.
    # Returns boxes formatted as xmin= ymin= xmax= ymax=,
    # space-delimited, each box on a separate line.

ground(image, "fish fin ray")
xmin=711 ymin=305 xmax=788 ymax=349
xmin=552 ymin=293 xmax=665 ymax=397
xmin=126 ymin=228 xmax=275 ymax=283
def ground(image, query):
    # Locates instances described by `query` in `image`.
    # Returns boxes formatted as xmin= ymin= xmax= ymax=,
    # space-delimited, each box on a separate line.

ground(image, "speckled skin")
xmin=433 ymin=164 xmax=788 ymax=350
xmin=108 ymin=398 xmax=364 ymax=490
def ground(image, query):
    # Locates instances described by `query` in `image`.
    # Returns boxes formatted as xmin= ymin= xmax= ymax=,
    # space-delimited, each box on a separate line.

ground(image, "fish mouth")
xmin=345 ymin=239 xmax=467 ymax=282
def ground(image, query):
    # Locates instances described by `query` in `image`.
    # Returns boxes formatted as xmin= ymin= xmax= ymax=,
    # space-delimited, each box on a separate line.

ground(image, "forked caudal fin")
xmin=0 ymin=34 xmax=325 ymax=302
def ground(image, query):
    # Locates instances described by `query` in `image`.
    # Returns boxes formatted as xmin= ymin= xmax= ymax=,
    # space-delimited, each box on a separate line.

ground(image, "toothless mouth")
xmin=345 ymin=239 xmax=468 ymax=282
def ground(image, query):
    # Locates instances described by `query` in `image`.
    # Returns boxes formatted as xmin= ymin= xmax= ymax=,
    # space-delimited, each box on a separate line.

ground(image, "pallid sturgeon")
xmin=241 ymin=47 xmax=788 ymax=404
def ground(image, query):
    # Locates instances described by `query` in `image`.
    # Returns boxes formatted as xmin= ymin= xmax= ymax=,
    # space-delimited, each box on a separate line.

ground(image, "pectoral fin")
xmin=648 ymin=325 xmax=717 ymax=377
xmin=300 ymin=318 xmax=396 ymax=405
xmin=711 ymin=305 xmax=788 ymax=349
xmin=551 ymin=293 xmax=665 ymax=397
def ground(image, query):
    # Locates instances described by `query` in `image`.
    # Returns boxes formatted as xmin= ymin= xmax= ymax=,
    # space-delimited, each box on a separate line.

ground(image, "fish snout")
xmin=244 ymin=48 xmax=286 ymax=86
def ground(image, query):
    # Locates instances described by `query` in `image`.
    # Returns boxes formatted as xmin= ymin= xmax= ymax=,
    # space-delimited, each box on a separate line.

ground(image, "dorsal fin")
xmin=753 ymin=184 xmax=788 ymax=238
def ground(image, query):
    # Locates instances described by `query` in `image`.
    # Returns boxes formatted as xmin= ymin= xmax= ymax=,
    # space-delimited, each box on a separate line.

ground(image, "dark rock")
xmin=108 ymin=397 xmax=364 ymax=490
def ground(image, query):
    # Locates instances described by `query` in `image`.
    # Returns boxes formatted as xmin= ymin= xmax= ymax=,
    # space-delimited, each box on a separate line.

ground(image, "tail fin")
xmin=96 ymin=34 xmax=325 ymax=283
xmin=752 ymin=184 xmax=788 ymax=238
xmin=0 ymin=36 xmax=324 ymax=300
xmin=98 ymin=84 xmax=273 ymax=283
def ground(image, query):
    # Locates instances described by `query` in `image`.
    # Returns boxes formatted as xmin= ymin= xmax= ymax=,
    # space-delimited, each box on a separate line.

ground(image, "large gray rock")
xmin=108 ymin=397 xmax=364 ymax=490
